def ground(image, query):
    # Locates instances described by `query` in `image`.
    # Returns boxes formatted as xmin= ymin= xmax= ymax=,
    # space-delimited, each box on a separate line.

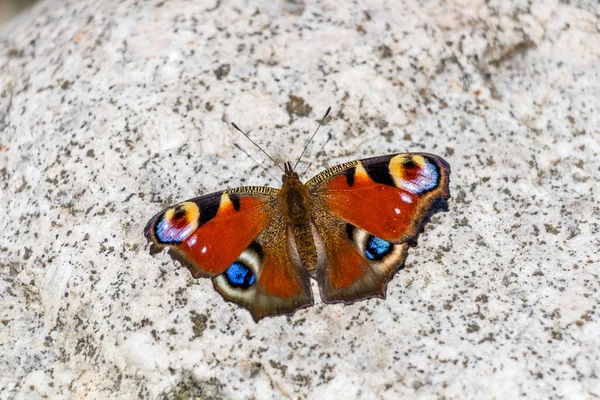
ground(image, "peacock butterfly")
xmin=144 ymin=109 xmax=451 ymax=321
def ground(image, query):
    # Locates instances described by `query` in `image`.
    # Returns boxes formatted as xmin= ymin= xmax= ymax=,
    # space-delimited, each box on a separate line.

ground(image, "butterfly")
xmin=144 ymin=111 xmax=451 ymax=321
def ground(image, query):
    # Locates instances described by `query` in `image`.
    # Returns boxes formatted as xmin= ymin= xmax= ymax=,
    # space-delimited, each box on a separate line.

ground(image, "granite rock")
xmin=1 ymin=0 xmax=599 ymax=398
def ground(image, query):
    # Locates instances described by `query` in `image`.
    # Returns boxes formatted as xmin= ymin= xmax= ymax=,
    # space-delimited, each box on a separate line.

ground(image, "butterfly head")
xmin=282 ymin=161 xmax=300 ymax=183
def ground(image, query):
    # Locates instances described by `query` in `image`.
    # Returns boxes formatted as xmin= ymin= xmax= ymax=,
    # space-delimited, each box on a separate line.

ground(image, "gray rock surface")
xmin=1 ymin=0 xmax=599 ymax=398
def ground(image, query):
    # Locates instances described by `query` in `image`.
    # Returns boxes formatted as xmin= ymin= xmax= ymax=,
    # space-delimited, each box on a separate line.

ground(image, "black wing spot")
xmin=229 ymin=193 xmax=241 ymax=211
xmin=403 ymin=158 xmax=417 ymax=169
xmin=364 ymin=162 xmax=395 ymax=187
xmin=172 ymin=205 xmax=187 ymax=220
xmin=196 ymin=192 xmax=221 ymax=226
xmin=344 ymin=167 xmax=356 ymax=187
xmin=345 ymin=223 xmax=354 ymax=240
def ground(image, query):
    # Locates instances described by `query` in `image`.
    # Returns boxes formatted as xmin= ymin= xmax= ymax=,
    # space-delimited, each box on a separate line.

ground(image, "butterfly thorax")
xmin=280 ymin=162 xmax=319 ymax=271
xmin=280 ymin=165 xmax=310 ymax=225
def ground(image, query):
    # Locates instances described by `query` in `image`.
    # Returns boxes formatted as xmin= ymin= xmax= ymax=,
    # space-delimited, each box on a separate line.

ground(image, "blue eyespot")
xmin=224 ymin=262 xmax=256 ymax=289
xmin=156 ymin=218 xmax=193 ymax=243
xmin=365 ymin=236 xmax=393 ymax=261
xmin=402 ymin=162 xmax=439 ymax=194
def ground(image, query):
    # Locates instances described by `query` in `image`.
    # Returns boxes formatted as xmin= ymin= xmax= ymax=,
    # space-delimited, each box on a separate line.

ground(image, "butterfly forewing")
xmin=145 ymin=189 xmax=274 ymax=277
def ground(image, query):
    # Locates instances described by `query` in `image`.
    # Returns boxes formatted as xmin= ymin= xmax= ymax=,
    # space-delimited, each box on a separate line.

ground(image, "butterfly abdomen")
xmin=290 ymin=223 xmax=319 ymax=272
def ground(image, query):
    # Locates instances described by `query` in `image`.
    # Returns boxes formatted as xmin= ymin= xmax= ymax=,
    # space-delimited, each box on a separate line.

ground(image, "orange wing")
xmin=309 ymin=153 xmax=450 ymax=243
xmin=145 ymin=190 xmax=272 ymax=277
xmin=144 ymin=187 xmax=313 ymax=321
xmin=307 ymin=153 xmax=450 ymax=302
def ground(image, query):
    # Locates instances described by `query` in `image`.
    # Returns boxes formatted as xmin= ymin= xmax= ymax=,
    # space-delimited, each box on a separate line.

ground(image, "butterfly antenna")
xmin=302 ymin=131 xmax=332 ymax=175
xmin=231 ymin=122 xmax=285 ymax=173
xmin=292 ymin=106 xmax=331 ymax=172
xmin=233 ymin=143 xmax=281 ymax=182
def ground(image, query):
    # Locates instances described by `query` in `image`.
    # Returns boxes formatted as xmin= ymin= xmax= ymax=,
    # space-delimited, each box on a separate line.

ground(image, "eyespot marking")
xmin=224 ymin=261 xmax=256 ymax=289
xmin=390 ymin=155 xmax=440 ymax=194
xmin=365 ymin=236 xmax=393 ymax=261
xmin=155 ymin=202 xmax=199 ymax=243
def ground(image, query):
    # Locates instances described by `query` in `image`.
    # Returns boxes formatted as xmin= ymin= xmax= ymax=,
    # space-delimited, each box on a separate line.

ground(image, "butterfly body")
xmin=145 ymin=153 xmax=450 ymax=321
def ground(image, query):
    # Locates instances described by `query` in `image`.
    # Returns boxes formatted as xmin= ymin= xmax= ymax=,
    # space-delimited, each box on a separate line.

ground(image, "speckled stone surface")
xmin=1 ymin=0 xmax=599 ymax=398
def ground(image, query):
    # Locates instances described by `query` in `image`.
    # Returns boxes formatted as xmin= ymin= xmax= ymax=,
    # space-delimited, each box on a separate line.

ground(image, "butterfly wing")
xmin=307 ymin=153 xmax=450 ymax=303
xmin=144 ymin=187 xmax=313 ymax=321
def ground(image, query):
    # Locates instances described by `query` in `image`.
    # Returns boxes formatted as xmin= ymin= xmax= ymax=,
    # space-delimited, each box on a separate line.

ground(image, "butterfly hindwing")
xmin=212 ymin=216 xmax=314 ymax=321
xmin=314 ymin=217 xmax=410 ymax=303
xmin=307 ymin=153 xmax=450 ymax=303
xmin=144 ymin=187 xmax=313 ymax=321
